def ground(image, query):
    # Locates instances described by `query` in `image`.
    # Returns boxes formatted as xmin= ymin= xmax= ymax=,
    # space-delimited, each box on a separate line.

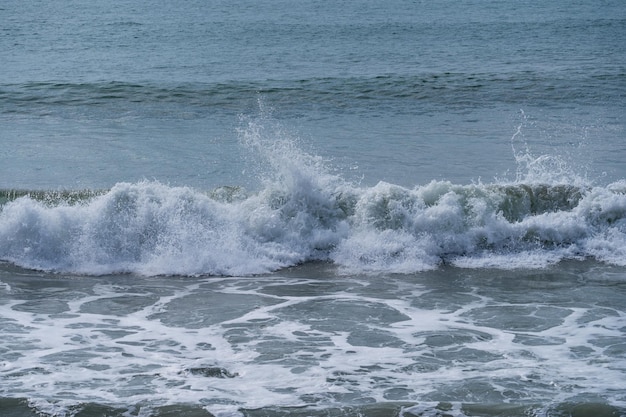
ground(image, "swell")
xmin=1 ymin=71 xmax=623 ymax=115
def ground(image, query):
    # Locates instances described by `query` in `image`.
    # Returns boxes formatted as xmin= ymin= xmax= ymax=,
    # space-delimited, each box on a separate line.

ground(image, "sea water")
xmin=1 ymin=0 xmax=625 ymax=416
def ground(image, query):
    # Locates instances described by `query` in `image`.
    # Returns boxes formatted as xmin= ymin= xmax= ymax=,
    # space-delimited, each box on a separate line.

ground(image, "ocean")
xmin=1 ymin=0 xmax=625 ymax=416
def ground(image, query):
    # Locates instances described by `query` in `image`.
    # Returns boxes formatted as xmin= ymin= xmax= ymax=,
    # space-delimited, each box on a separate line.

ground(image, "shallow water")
xmin=1 ymin=261 xmax=625 ymax=416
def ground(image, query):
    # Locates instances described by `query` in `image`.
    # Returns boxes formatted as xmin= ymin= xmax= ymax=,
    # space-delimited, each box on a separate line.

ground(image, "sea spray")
xmin=236 ymin=111 xmax=352 ymax=265
xmin=508 ymin=110 xmax=591 ymax=186
xmin=1 ymin=119 xmax=625 ymax=275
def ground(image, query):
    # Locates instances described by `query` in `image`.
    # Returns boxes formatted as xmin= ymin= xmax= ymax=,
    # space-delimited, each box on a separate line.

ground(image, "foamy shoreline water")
xmin=1 ymin=261 xmax=625 ymax=416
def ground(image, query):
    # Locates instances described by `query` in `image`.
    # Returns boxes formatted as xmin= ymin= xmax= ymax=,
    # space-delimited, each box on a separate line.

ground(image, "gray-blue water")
xmin=1 ymin=1 xmax=625 ymax=416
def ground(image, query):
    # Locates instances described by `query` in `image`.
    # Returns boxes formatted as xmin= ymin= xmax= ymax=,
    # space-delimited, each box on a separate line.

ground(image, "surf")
xmin=1 ymin=116 xmax=625 ymax=276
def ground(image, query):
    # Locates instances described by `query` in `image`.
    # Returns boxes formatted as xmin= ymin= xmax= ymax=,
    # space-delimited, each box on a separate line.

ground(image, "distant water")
xmin=1 ymin=0 xmax=625 ymax=416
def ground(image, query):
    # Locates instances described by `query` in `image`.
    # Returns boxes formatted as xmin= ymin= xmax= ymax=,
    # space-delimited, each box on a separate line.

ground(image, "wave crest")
xmin=1 ymin=118 xmax=625 ymax=276
xmin=1 ymin=176 xmax=624 ymax=276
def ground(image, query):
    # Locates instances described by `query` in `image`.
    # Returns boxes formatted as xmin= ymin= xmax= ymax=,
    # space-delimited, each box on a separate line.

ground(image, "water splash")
xmin=508 ymin=110 xmax=589 ymax=186
xmin=1 ymin=116 xmax=625 ymax=275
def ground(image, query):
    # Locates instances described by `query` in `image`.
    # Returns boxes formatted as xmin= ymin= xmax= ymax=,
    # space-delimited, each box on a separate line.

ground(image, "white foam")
xmin=1 ymin=118 xmax=625 ymax=276
xmin=2 ymin=272 xmax=626 ymax=414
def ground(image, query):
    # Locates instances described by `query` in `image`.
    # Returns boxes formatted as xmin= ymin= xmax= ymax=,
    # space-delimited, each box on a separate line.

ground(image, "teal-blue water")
xmin=1 ymin=1 xmax=626 ymax=416
xmin=2 ymin=0 xmax=625 ymax=189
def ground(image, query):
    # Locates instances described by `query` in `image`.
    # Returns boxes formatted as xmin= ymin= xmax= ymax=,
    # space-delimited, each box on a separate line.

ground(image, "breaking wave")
xmin=1 ymin=118 xmax=625 ymax=276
